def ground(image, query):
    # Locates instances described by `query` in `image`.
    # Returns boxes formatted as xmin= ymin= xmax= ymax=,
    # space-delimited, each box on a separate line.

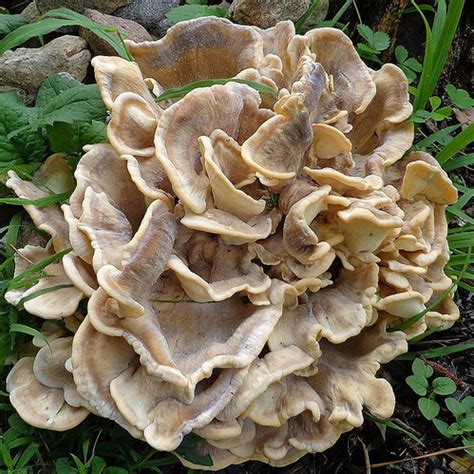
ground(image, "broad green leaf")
xmin=406 ymin=374 xmax=428 ymax=396
xmin=447 ymin=422 xmax=463 ymax=436
xmin=432 ymin=377 xmax=457 ymax=395
xmin=90 ymin=456 xmax=106 ymax=474
xmin=445 ymin=397 xmax=466 ymax=418
xmin=155 ymin=79 xmax=275 ymax=102
xmin=34 ymin=85 xmax=107 ymax=129
xmin=412 ymin=358 xmax=433 ymax=378
xmin=165 ymin=5 xmax=229 ymax=24
xmin=357 ymin=24 xmax=374 ymax=44
xmin=0 ymin=14 xmax=27 ymax=35
xmin=462 ymin=396 xmax=474 ymax=413
xmin=104 ymin=468 xmax=128 ymax=474
xmin=47 ymin=120 xmax=107 ymax=153
xmin=463 ymin=437 xmax=474 ymax=456
xmin=36 ymin=73 xmax=80 ymax=108
xmin=54 ymin=458 xmax=78 ymax=474
xmin=433 ymin=418 xmax=452 ymax=438
xmin=445 ymin=84 xmax=474 ymax=109
xmin=395 ymin=45 xmax=408 ymax=62
xmin=175 ymin=434 xmax=213 ymax=467
xmin=0 ymin=91 xmax=47 ymax=164
xmin=429 ymin=96 xmax=442 ymax=110
xmin=372 ymin=31 xmax=390 ymax=51
xmin=460 ymin=417 xmax=474 ymax=432
xmin=418 ymin=398 xmax=440 ymax=420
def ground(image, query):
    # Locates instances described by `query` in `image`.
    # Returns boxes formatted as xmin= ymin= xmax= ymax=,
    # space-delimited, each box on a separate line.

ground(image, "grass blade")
xmin=155 ymin=79 xmax=275 ymax=102
xmin=396 ymin=342 xmax=474 ymax=360
xmin=436 ymin=123 xmax=474 ymax=164
xmin=442 ymin=153 xmax=474 ymax=171
xmin=0 ymin=192 xmax=71 ymax=207
xmin=295 ymin=0 xmax=321 ymax=33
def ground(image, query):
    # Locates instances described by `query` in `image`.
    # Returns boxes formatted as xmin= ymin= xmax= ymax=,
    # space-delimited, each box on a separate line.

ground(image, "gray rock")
xmin=306 ymin=0 xmax=329 ymax=28
xmin=114 ymin=0 xmax=180 ymax=37
xmin=20 ymin=1 xmax=41 ymax=23
xmin=230 ymin=0 xmax=311 ymax=28
xmin=0 ymin=36 xmax=90 ymax=93
xmin=36 ymin=0 xmax=132 ymax=14
xmin=80 ymin=9 xmax=152 ymax=55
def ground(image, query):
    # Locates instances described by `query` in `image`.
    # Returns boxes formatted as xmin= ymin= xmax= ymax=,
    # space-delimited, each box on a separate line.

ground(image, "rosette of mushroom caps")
xmin=5 ymin=18 xmax=458 ymax=470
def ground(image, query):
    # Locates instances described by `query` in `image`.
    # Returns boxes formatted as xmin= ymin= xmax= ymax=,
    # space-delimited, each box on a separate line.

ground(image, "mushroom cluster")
xmin=5 ymin=18 xmax=458 ymax=470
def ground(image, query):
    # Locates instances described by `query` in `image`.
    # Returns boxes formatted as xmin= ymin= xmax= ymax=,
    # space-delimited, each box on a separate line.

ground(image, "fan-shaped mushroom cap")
xmin=289 ymin=316 xmax=407 ymax=451
xmin=96 ymin=199 xmax=177 ymax=318
xmin=155 ymin=82 xmax=273 ymax=214
xmin=7 ymin=357 xmax=88 ymax=431
xmin=310 ymin=123 xmax=352 ymax=161
xmin=6 ymin=170 xmax=70 ymax=252
xmin=282 ymin=185 xmax=332 ymax=264
xmin=92 ymin=55 xmax=158 ymax=111
xmin=68 ymin=144 xmax=148 ymax=227
xmin=305 ymin=27 xmax=376 ymax=116
xmin=375 ymin=291 xmax=425 ymax=318
xmin=401 ymin=157 xmax=458 ymax=204
xmin=108 ymin=92 xmax=159 ymax=158
xmin=241 ymin=93 xmax=312 ymax=180
xmin=167 ymin=237 xmax=271 ymax=302
xmin=89 ymin=280 xmax=291 ymax=399
xmin=71 ymin=317 xmax=143 ymax=437
xmin=181 ymin=208 xmax=273 ymax=245
xmin=349 ymin=64 xmax=412 ymax=164
xmin=127 ymin=17 xmax=264 ymax=89
xmin=5 ymin=244 xmax=83 ymax=319
xmin=308 ymin=263 xmax=379 ymax=343
xmin=33 ymin=337 xmax=84 ymax=407
xmin=199 ymin=132 xmax=265 ymax=221
xmin=305 ymin=167 xmax=383 ymax=196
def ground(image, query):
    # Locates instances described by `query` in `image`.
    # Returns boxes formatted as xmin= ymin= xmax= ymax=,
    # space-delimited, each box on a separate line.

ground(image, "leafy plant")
xmin=355 ymin=24 xmax=390 ymax=63
xmin=445 ymin=84 xmax=474 ymax=109
xmin=411 ymin=95 xmax=452 ymax=123
xmin=0 ymin=74 xmax=107 ymax=175
xmin=0 ymin=8 xmax=132 ymax=59
xmin=395 ymin=45 xmax=422 ymax=83
xmin=406 ymin=359 xmax=473 ymax=454
xmin=165 ymin=1 xmax=229 ymax=24
xmin=0 ymin=13 xmax=27 ymax=36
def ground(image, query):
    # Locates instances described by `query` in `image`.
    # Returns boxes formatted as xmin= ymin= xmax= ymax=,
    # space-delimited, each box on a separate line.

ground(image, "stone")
xmin=0 ymin=36 xmax=90 ymax=93
xmin=36 ymin=0 xmax=131 ymax=14
xmin=20 ymin=1 xmax=41 ymax=23
xmin=113 ymin=0 xmax=180 ymax=38
xmin=80 ymin=9 xmax=152 ymax=55
xmin=230 ymin=0 xmax=311 ymax=28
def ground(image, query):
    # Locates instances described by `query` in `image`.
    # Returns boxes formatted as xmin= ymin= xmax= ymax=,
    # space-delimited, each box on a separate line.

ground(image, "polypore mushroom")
xmin=5 ymin=17 xmax=459 ymax=472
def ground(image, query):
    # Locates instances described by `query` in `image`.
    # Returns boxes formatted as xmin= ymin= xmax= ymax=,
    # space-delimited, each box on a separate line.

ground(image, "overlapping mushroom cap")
xmin=5 ymin=18 xmax=458 ymax=470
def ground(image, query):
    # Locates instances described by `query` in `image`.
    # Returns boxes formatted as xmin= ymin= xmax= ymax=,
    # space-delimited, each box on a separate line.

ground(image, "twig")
xmin=370 ymin=445 xmax=474 ymax=468
xmin=10 ymin=244 xmax=34 ymax=265
xmin=420 ymin=356 xmax=466 ymax=388
xmin=358 ymin=437 xmax=371 ymax=474
xmin=403 ymin=439 xmax=426 ymax=474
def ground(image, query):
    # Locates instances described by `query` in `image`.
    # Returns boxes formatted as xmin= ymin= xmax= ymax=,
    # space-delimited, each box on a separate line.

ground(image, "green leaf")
xmin=0 ymin=8 xmax=132 ymax=59
xmin=412 ymin=358 xmax=433 ymax=378
xmin=372 ymin=31 xmax=390 ymax=51
xmin=33 ymin=85 xmax=107 ymax=129
xmin=418 ymin=398 xmax=440 ymax=420
xmin=16 ymin=284 xmax=74 ymax=309
xmin=90 ymin=456 xmax=106 ymax=474
xmin=0 ymin=191 xmax=71 ymax=207
xmin=405 ymin=57 xmax=423 ymax=72
xmin=462 ymin=396 xmax=474 ymax=414
xmin=442 ymin=152 xmax=474 ymax=171
xmin=165 ymin=5 xmax=229 ymax=24
xmin=429 ymin=96 xmax=442 ymax=110
xmin=155 ymin=78 xmax=275 ymax=103
xmin=462 ymin=437 xmax=474 ymax=456
xmin=433 ymin=418 xmax=452 ymax=438
xmin=447 ymin=422 xmax=463 ymax=436
xmin=460 ymin=417 xmax=474 ymax=432
xmin=357 ymin=24 xmax=374 ymax=44
xmin=445 ymin=398 xmax=466 ymax=418
xmin=406 ymin=374 xmax=428 ymax=396
xmin=432 ymin=377 xmax=457 ymax=395
xmin=445 ymin=84 xmax=474 ymax=109
xmin=55 ymin=458 xmax=78 ymax=474
xmin=36 ymin=73 xmax=80 ymax=108
xmin=47 ymin=120 xmax=107 ymax=153
xmin=175 ymin=434 xmax=213 ymax=467
xmin=395 ymin=45 xmax=408 ymax=62
xmin=0 ymin=91 xmax=47 ymax=164
xmin=437 ymin=122 xmax=474 ymax=164
xmin=9 ymin=324 xmax=49 ymax=347
xmin=15 ymin=443 xmax=39 ymax=469
xmin=0 ymin=14 xmax=27 ymax=35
